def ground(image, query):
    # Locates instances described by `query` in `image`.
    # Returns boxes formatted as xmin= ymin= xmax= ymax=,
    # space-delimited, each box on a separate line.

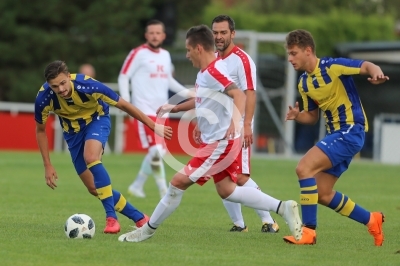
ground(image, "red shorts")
xmin=238 ymin=146 xmax=251 ymax=175
xmin=131 ymin=116 xmax=168 ymax=149
xmin=183 ymin=138 xmax=242 ymax=186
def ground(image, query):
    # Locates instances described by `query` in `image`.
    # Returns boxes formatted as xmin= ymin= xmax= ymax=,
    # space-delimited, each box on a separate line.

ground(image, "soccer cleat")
xmin=283 ymin=227 xmax=316 ymax=245
xmin=367 ymin=212 xmax=385 ymax=246
xmin=128 ymin=185 xmax=146 ymax=198
xmin=103 ymin=217 xmax=121 ymax=234
xmin=118 ymin=223 xmax=155 ymax=242
xmin=280 ymin=200 xmax=303 ymax=240
xmin=229 ymin=224 xmax=248 ymax=232
xmin=135 ymin=214 xmax=149 ymax=228
xmin=261 ymin=221 xmax=280 ymax=233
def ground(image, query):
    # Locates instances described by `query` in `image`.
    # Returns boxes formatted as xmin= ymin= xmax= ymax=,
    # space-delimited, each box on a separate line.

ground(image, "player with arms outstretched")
xmin=118 ymin=19 xmax=192 ymax=199
xmin=35 ymin=60 xmax=172 ymax=234
xmin=118 ymin=25 xmax=302 ymax=243
xmin=283 ymin=29 xmax=388 ymax=246
xmin=207 ymin=14 xmax=279 ymax=233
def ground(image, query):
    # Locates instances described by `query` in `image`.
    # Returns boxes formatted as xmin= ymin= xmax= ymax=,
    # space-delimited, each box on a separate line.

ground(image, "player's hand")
xmin=192 ymin=125 xmax=202 ymax=144
xmin=367 ymin=73 xmax=389 ymax=85
xmin=224 ymin=120 xmax=241 ymax=140
xmin=155 ymin=123 xmax=173 ymax=140
xmin=243 ymin=124 xmax=253 ymax=148
xmin=285 ymin=102 xmax=300 ymax=121
xmin=156 ymin=104 xmax=176 ymax=118
xmin=44 ymin=165 xmax=58 ymax=189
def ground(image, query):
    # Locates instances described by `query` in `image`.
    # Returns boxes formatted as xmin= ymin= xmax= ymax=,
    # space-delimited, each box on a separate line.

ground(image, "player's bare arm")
xmin=115 ymin=97 xmax=173 ymax=140
xmin=243 ymin=89 xmax=256 ymax=148
xmin=285 ymin=101 xmax=319 ymax=125
xmin=224 ymin=83 xmax=246 ymax=138
xmin=156 ymin=98 xmax=195 ymax=118
xmin=359 ymin=61 xmax=389 ymax=84
xmin=35 ymin=122 xmax=58 ymax=189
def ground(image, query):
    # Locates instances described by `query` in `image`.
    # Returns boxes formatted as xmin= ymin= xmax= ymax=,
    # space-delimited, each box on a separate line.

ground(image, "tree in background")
xmin=0 ymin=0 xmax=210 ymax=102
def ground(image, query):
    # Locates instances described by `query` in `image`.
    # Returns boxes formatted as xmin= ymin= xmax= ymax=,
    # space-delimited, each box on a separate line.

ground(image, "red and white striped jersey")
xmin=195 ymin=59 xmax=240 ymax=143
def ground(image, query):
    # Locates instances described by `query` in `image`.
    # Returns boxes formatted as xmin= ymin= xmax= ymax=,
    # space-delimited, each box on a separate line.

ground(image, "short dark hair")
xmin=211 ymin=15 xmax=235 ymax=32
xmin=285 ymin=29 xmax=316 ymax=53
xmin=145 ymin=19 xmax=165 ymax=32
xmin=186 ymin=25 xmax=214 ymax=52
xmin=44 ymin=60 xmax=69 ymax=81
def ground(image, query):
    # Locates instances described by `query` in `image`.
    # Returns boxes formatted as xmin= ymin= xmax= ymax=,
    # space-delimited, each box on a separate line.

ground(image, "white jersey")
xmin=118 ymin=44 xmax=187 ymax=116
xmin=195 ymin=59 xmax=240 ymax=143
xmin=216 ymin=46 xmax=256 ymax=129
xmin=216 ymin=46 xmax=257 ymax=91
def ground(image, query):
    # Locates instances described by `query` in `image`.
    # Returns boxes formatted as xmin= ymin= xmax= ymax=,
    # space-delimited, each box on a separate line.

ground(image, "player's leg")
xmin=240 ymin=174 xmax=279 ymax=233
xmin=83 ymin=115 xmax=120 ymax=233
xmin=78 ymin=169 xmax=149 ymax=227
xmin=118 ymin=171 xmax=194 ymax=242
xmin=282 ymin=145 xmax=331 ymax=244
xmin=149 ymin=144 xmax=168 ymax=198
xmin=222 ymin=171 xmax=246 ymax=231
xmin=128 ymin=152 xmax=151 ymax=198
xmin=215 ymin=173 xmax=302 ymax=241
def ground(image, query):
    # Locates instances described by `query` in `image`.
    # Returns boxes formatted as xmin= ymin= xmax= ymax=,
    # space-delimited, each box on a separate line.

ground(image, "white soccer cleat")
xmin=128 ymin=185 xmax=146 ymax=198
xmin=118 ymin=223 xmax=155 ymax=242
xmin=280 ymin=200 xmax=303 ymax=241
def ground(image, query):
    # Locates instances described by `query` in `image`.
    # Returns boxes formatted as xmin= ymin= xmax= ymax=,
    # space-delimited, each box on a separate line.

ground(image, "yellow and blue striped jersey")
xmin=34 ymin=74 xmax=119 ymax=134
xmin=298 ymin=57 xmax=368 ymax=133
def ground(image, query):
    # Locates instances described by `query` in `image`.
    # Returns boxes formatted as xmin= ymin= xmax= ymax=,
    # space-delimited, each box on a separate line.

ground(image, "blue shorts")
xmin=316 ymin=124 xmax=365 ymax=177
xmin=63 ymin=115 xmax=111 ymax=175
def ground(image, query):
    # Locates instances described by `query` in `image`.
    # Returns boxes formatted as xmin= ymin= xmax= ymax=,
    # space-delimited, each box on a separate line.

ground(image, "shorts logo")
xmin=320 ymin=141 xmax=327 ymax=145
xmin=92 ymin=133 xmax=99 ymax=136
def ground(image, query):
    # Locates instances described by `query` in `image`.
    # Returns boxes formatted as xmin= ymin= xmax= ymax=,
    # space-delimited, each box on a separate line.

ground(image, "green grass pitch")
xmin=0 ymin=151 xmax=399 ymax=266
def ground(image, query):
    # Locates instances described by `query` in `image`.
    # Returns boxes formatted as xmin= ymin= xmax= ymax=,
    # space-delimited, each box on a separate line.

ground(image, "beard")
xmin=215 ymin=39 xmax=231 ymax=52
xmin=147 ymin=42 xmax=162 ymax=49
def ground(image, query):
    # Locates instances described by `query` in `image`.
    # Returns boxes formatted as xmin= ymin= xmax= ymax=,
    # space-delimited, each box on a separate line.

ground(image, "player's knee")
xmin=295 ymin=162 xmax=311 ymax=178
xmin=170 ymin=173 xmax=192 ymax=190
xmin=236 ymin=174 xmax=249 ymax=186
xmin=84 ymin=154 xmax=100 ymax=165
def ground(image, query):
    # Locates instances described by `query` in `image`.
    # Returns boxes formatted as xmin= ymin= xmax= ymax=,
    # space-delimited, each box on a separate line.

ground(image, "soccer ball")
xmin=64 ymin=213 xmax=95 ymax=239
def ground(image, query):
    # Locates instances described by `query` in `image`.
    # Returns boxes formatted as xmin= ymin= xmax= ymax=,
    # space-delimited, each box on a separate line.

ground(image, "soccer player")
xmin=35 ymin=60 xmax=173 ymax=234
xmin=118 ymin=25 xmax=302 ymax=243
xmin=209 ymin=15 xmax=279 ymax=233
xmin=118 ymin=19 xmax=192 ymax=199
xmin=283 ymin=29 xmax=388 ymax=246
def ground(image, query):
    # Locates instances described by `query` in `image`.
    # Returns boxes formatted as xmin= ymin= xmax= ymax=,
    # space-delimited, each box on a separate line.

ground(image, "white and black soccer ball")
xmin=64 ymin=213 xmax=95 ymax=239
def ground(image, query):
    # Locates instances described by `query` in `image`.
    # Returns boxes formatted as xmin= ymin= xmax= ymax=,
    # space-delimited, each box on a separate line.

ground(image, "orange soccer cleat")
xmin=283 ymin=227 xmax=316 ymax=245
xmin=103 ymin=217 xmax=121 ymax=234
xmin=367 ymin=212 xmax=385 ymax=246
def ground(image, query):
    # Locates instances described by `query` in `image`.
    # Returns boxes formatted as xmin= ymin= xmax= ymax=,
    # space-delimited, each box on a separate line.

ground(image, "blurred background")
xmin=1 ymin=0 xmax=400 ymax=163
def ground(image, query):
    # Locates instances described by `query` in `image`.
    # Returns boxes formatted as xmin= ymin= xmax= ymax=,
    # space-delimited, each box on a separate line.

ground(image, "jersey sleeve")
xmin=206 ymin=61 xmax=234 ymax=92
xmin=84 ymin=77 xmax=120 ymax=106
xmin=34 ymin=86 xmax=54 ymax=124
xmin=237 ymin=56 xmax=256 ymax=90
xmin=118 ymin=48 xmax=142 ymax=101
xmin=329 ymin=58 xmax=364 ymax=76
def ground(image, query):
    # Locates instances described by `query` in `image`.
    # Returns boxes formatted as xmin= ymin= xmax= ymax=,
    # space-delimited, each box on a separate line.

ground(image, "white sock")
xmin=148 ymin=184 xmax=184 ymax=228
xmin=243 ymin=178 xmax=275 ymax=224
xmin=222 ymin=199 xmax=245 ymax=227
xmin=131 ymin=153 xmax=152 ymax=190
xmin=225 ymin=186 xmax=280 ymax=212
xmin=153 ymin=159 xmax=168 ymax=197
